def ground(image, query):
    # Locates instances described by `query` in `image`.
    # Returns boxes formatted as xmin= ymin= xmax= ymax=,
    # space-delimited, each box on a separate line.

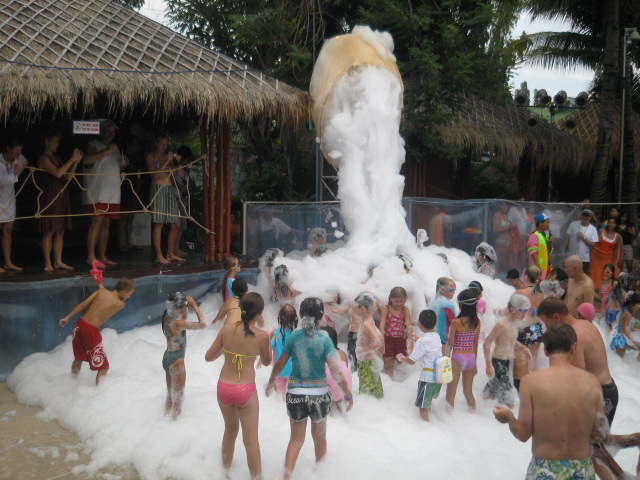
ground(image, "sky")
xmin=137 ymin=1 xmax=595 ymax=100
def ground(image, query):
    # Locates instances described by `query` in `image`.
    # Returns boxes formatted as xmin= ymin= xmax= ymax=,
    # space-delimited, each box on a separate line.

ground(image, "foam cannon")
xmin=309 ymin=26 xmax=403 ymax=169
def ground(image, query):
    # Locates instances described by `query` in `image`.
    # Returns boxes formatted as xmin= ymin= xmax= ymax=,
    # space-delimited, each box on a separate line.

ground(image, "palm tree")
xmin=512 ymin=0 xmax=639 ymax=212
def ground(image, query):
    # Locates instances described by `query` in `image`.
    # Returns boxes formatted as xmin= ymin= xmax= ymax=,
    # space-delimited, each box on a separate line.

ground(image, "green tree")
xmin=163 ymin=0 xmax=519 ymax=197
xmin=511 ymin=0 xmax=640 ymax=213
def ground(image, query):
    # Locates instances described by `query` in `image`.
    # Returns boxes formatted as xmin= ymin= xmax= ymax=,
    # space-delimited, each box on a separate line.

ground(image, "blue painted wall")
xmin=0 ymin=269 xmax=259 ymax=381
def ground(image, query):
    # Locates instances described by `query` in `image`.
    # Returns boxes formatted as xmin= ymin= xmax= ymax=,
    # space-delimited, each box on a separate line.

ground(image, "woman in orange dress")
xmin=590 ymin=216 xmax=622 ymax=290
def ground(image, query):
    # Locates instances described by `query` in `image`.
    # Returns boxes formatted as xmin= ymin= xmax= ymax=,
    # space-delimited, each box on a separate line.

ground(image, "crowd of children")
xmin=57 ymin=253 xmax=640 ymax=480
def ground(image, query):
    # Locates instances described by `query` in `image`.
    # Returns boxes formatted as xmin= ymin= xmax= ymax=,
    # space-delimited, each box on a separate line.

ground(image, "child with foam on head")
xmin=355 ymin=293 xmax=384 ymax=399
xmin=396 ymin=310 xmax=442 ymax=421
xmin=270 ymin=304 xmax=298 ymax=396
xmin=482 ymin=293 xmax=531 ymax=408
xmin=379 ymin=286 xmax=413 ymax=377
xmin=321 ymin=326 xmax=353 ymax=413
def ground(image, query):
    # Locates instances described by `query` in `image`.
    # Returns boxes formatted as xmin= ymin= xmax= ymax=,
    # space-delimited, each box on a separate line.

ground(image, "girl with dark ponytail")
xmin=221 ymin=256 xmax=241 ymax=301
xmin=211 ymin=278 xmax=253 ymax=327
xmin=205 ymin=291 xmax=270 ymax=479
xmin=445 ymin=289 xmax=481 ymax=411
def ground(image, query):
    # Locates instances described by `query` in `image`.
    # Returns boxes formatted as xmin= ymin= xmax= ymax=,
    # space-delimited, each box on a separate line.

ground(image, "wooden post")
xmin=203 ymin=117 xmax=217 ymax=264
xmin=214 ymin=119 xmax=232 ymax=261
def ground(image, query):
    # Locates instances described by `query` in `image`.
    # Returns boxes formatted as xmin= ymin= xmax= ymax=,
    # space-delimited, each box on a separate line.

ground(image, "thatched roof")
xmin=435 ymin=96 xmax=583 ymax=173
xmin=0 ymin=0 xmax=311 ymax=125
xmin=556 ymin=101 xmax=640 ymax=172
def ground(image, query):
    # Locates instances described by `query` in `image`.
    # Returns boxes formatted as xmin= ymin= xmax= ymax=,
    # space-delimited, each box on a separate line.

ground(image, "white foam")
xmin=8 ymin=25 xmax=640 ymax=480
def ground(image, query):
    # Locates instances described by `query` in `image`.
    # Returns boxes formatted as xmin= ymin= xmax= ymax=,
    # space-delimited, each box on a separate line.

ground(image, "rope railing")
xmin=3 ymin=155 xmax=210 ymax=234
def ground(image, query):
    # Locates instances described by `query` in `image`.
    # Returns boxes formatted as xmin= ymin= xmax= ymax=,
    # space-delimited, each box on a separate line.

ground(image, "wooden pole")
xmin=203 ymin=117 xmax=217 ymax=264
xmin=222 ymin=120 xmax=232 ymax=259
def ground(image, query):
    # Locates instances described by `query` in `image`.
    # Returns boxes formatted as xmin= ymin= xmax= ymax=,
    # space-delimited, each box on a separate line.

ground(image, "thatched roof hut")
xmin=556 ymin=102 xmax=640 ymax=172
xmin=404 ymin=96 xmax=585 ymax=199
xmin=435 ymin=96 xmax=583 ymax=172
xmin=0 ymin=0 xmax=311 ymax=125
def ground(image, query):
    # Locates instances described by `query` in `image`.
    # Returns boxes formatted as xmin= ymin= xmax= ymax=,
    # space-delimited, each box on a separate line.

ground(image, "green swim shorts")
xmin=525 ymin=456 xmax=594 ymax=480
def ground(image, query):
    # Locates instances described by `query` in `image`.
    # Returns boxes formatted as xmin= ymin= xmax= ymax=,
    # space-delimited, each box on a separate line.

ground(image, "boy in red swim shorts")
xmin=59 ymin=277 xmax=135 ymax=383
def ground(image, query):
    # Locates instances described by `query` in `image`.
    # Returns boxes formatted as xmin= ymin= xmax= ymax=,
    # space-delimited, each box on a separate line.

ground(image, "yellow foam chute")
xmin=309 ymin=27 xmax=403 ymax=169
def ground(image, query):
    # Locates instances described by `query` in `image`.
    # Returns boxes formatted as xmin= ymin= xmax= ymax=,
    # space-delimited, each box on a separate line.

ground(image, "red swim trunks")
xmin=86 ymin=203 xmax=120 ymax=220
xmin=72 ymin=318 xmax=109 ymax=371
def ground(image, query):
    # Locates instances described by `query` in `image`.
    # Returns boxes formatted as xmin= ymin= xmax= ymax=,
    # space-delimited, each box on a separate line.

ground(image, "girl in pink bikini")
xmin=379 ymin=286 xmax=413 ymax=377
xmin=599 ymin=264 xmax=617 ymax=319
xmin=445 ymin=289 xmax=481 ymax=410
xmin=205 ymin=292 xmax=271 ymax=479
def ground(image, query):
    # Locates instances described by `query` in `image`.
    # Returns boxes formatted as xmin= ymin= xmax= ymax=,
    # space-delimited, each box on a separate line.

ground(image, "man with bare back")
xmin=564 ymin=255 xmax=596 ymax=316
xmin=59 ymin=277 xmax=136 ymax=383
xmin=538 ymin=298 xmax=617 ymax=424
xmin=494 ymin=323 xmax=606 ymax=480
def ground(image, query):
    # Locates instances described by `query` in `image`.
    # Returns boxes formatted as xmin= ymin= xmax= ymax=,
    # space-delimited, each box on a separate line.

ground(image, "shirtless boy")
xmin=483 ymin=294 xmax=531 ymax=407
xmin=494 ymin=323 xmax=606 ymax=480
xmin=537 ymin=298 xmax=618 ymax=430
xmin=59 ymin=277 xmax=136 ymax=383
xmin=564 ymin=255 xmax=596 ymax=316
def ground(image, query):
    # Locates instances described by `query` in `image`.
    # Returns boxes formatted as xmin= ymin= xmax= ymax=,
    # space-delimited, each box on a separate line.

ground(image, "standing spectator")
xmin=564 ymin=209 xmax=598 ymax=274
xmin=116 ymin=135 xmax=144 ymax=252
xmin=0 ymin=137 xmax=28 ymax=272
xmin=492 ymin=202 xmax=518 ymax=272
xmin=528 ymin=213 xmax=552 ymax=280
xmin=146 ymin=133 xmax=184 ymax=265
xmin=616 ymin=211 xmax=636 ymax=273
xmin=36 ymin=130 xmax=83 ymax=272
xmin=590 ymin=217 xmax=622 ymax=290
xmin=82 ymin=120 xmax=125 ymax=266
xmin=508 ymin=195 xmax=529 ymax=270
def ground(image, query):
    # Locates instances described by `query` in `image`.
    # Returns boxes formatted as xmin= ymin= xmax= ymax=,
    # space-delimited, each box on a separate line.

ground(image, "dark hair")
xmin=456 ymin=289 xmax=479 ymax=329
xmin=274 ymin=264 xmax=292 ymax=298
xmin=41 ymin=129 xmax=61 ymax=145
xmin=321 ymin=326 xmax=338 ymax=348
xmin=418 ymin=310 xmax=437 ymax=330
xmin=114 ymin=277 xmax=135 ymax=292
xmin=239 ymin=292 xmax=263 ymax=336
xmin=506 ymin=269 xmax=520 ymax=280
xmin=4 ymin=137 xmax=24 ymax=150
xmin=602 ymin=263 xmax=616 ymax=280
xmin=542 ymin=323 xmax=577 ymax=354
xmin=300 ymin=297 xmax=324 ymax=336
xmin=537 ymin=298 xmax=569 ymax=318
xmin=468 ymin=280 xmax=483 ymax=293
xmin=622 ymin=292 xmax=640 ymax=308
xmin=176 ymin=145 xmax=193 ymax=162
xmin=221 ymin=256 xmax=238 ymax=300
xmin=605 ymin=216 xmax=618 ymax=231
xmin=231 ymin=278 xmax=248 ymax=298
xmin=278 ymin=303 xmax=298 ymax=330
xmin=300 ymin=297 xmax=324 ymax=322
xmin=553 ymin=268 xmax=568 ymax=284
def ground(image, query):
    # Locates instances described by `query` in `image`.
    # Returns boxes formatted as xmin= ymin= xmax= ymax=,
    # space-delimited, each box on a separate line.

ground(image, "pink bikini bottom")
xmin=217 ymin=380 xmax=256 ymax=406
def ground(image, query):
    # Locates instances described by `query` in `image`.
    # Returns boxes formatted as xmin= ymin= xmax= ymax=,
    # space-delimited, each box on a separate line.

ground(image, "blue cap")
xmin=534 ymin=213 xmax=549 ymax=223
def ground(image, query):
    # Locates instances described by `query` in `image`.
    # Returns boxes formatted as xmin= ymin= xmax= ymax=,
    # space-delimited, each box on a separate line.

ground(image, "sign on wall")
xmin=72 ymin=121 xmax=100 ymax=135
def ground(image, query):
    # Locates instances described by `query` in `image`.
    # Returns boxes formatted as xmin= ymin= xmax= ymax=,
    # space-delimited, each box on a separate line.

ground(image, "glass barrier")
xmin=243 ymin=201 xmax=343 ymax=258
xmin=0 ymin=269 xmax=259 ymax=381
xmin=244 ymin=199 xmax=632 ymax=277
